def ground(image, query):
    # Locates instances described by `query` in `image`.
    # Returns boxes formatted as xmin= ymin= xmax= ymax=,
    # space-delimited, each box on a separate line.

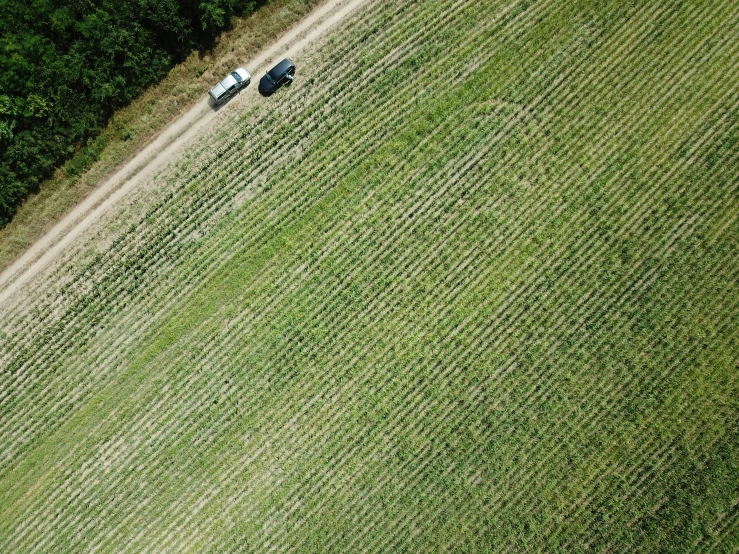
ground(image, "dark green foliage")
xmin=0 ymin=0 xmax=259 ymax=227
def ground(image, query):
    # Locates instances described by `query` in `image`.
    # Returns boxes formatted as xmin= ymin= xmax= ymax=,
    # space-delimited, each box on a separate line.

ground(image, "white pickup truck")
xmin=209 ymin=68 xmax=251 ymax=105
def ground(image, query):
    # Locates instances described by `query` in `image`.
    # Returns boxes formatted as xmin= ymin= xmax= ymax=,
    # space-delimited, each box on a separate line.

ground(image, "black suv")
xmin=259 ymin=58 xmax=296 ymax=96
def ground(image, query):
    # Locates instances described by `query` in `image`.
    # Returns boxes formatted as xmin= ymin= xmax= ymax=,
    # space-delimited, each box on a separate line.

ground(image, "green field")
xmin=1 ymin=0 xmax=738 ymax=551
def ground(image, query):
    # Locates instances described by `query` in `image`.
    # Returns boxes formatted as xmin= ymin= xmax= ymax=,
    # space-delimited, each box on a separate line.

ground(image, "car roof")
xmin=220 ymin=75 xmax=238 ymax=89
xmin=268 ymin=58 xmax=294 ymax=80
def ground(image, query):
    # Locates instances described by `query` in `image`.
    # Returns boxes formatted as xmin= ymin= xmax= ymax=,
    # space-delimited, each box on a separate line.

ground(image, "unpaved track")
xmin=0 ymin=0 xmax=368 ymax=309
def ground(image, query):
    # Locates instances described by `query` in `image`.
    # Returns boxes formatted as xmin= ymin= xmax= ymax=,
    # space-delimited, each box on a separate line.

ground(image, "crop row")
xmin=0 ymin=0 xmax=534 ymax=480
xmin=1 ymin=0 xmax=738 ymax=550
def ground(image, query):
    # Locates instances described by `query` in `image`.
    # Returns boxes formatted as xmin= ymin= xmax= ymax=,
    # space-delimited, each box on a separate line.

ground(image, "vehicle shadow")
xmin=258 ymin=80 xmax=292 ymax=97
xmin=207 ymin=96 xmax=225 ymax=111
xmin=207 ymin=88 xmax=247 ymax=111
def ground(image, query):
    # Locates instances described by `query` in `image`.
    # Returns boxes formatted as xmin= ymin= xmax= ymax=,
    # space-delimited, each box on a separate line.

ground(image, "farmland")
xmin=0 ymin=0 xmax=738 ymax=551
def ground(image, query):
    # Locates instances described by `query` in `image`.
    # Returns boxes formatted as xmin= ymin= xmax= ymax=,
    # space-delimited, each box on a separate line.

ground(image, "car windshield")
xmin=231 ymin=72 xmax=242 ymax=83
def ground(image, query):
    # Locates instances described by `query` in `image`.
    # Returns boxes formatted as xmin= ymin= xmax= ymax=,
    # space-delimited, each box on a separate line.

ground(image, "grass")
xmin=0 ymin=0 xmax=737 ymax=551
xmin=0 ymin=0 xmax=320 ymax=273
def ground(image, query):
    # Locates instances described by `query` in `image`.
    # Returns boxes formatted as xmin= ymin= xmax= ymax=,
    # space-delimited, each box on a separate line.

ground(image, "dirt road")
xmin=0 ymin=0 xmax=368 ymax=309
